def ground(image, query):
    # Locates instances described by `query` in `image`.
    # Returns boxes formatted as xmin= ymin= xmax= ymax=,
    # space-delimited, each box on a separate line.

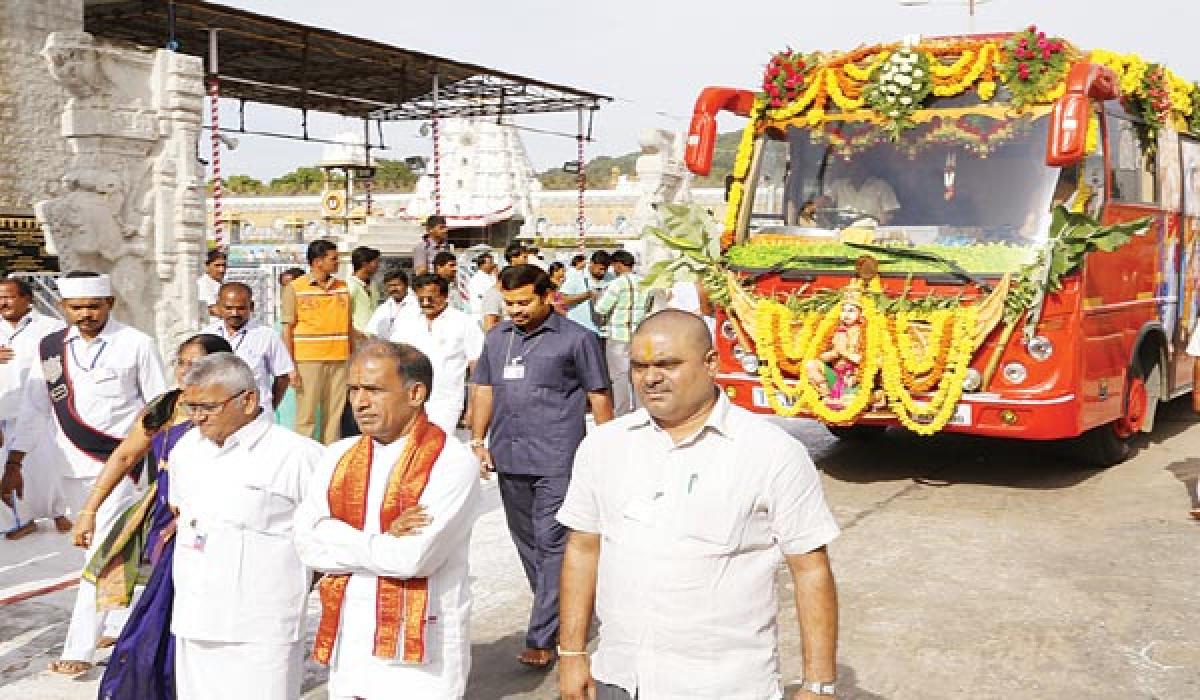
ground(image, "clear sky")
xmin=215 ymin=0 xmax=1200 ymax=182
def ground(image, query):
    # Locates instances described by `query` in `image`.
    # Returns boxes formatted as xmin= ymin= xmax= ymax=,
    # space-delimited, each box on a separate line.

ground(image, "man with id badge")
xmin=168 ymin=353 xmax=323 ymax=699
xmin=3 ymin=271 xmax=167 ymax=676
xmin=470 ymin=264 xmax=612 ymax=669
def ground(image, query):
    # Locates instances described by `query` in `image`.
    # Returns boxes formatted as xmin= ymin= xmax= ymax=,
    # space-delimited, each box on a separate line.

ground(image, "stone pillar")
xmin=0 ymin=0 xmax=81 ymax=217
xmin=35 ymin=31 xmax=206 ymax=358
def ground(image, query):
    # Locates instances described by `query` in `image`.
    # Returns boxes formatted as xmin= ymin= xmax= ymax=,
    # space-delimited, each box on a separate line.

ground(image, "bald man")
xmin=557 ymin=310 xmax=842 ymax=700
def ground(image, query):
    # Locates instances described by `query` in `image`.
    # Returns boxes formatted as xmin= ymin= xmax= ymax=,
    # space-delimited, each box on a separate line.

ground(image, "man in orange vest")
xmin=282 ymin=239 xmax=353 ymax=444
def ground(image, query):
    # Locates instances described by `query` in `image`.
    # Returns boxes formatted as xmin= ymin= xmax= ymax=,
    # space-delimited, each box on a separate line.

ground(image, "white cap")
xmin=57 ymin=274 xmax=113 ymax=299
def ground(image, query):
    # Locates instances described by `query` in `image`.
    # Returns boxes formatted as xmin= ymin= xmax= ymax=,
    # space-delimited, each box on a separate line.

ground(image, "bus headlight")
xmin=1002 ymin=362 xmax=1028 ymax=385
xmin=962 ymin=368 xmax=982 ymax=392
xmin=720 ymin=319 xmax=738 ymax=341
xmin=739 ymin=353 xmax=761 ymax=374
xmin=1026 ymin=335 xmax=1054 ymax=362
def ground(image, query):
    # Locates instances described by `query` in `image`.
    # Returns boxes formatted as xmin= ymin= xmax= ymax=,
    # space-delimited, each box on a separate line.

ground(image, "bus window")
xmin=1107 ymin=113 xmax=1158 ymax=204
xmin=1158 ymin=126 xmax=1182 ymax=212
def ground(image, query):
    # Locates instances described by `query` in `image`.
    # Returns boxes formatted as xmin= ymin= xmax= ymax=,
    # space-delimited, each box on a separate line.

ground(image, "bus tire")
xmin=1078 ymin=352 xmax=1159 ymax=468
xmin=828 ymin=424 xmax=888 ymax=440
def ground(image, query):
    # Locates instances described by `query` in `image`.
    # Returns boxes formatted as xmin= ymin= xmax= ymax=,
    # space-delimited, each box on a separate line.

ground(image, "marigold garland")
xmin=748 ymin=287 xmax=982 ymax=435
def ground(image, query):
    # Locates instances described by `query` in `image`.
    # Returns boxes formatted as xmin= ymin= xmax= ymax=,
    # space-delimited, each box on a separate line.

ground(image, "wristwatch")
xmin=799 ymin=680 xmax=836 ymax=696
xmin=468 ymin=438 xmax=486 ymax=449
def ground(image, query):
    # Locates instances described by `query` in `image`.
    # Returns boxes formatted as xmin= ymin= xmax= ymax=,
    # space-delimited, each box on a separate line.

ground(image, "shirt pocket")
xmin=525 ymin=355 xmax=564 ymax=391
xmin=94 ymin=366 xmax=137 ymax=398
xmin=655 ymin=496 xmax=744 ymax=593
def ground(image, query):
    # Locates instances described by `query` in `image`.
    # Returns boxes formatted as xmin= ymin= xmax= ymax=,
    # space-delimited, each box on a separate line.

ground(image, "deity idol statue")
xmin=807 ymin=293 xmax=865 ymax=404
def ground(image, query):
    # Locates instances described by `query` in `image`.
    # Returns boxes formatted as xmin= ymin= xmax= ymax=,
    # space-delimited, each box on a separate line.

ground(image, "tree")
xmin=535 ymin=131 xmax=742 ymax=190
xmin=371 ymin=158 xmax=418 ymax=192
xmin=268 ymin=166 xmax=335 ymax=194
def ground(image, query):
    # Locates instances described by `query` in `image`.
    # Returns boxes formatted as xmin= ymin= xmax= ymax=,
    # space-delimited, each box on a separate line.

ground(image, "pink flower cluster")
xmin=763 ymin=51 xmax=809 ymax=107
xmin=1011 ymin=26 xmax=1064 ymax=82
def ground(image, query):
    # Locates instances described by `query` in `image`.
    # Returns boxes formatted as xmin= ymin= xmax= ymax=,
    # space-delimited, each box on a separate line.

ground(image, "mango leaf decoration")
xmin=640 ymin=203 xmax=729 ymax=306
xmin=1014 ymin=205 xmax=1151 ymax=338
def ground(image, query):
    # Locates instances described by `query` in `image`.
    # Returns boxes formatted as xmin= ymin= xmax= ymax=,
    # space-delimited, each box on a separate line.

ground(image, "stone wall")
xmin=0 ymin=0 xmax=81 ymax=217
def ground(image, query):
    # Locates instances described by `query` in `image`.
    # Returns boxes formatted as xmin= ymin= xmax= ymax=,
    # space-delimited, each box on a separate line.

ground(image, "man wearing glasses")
xmin=168 ymin=352 xmax=324 ymax=699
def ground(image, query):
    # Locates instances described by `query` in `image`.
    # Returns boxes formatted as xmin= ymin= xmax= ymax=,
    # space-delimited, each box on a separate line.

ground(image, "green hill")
xmin=537 ymin=131 xmax=742 ymax=190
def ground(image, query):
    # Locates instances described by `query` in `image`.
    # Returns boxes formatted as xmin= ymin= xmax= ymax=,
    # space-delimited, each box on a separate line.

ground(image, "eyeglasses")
xmin=181 ymin=389 xmax=246 ymax=417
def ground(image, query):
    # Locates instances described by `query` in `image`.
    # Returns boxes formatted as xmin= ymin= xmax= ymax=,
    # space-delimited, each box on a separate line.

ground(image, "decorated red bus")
xmin=673 ymin=28 xmax=1200 ymax=465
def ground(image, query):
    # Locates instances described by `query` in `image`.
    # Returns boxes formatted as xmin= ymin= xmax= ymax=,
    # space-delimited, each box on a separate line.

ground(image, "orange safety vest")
xmin=291 ymin=275 xmax=351 ymax=362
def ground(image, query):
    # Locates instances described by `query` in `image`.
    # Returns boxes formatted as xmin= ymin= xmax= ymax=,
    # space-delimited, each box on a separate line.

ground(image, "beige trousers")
xmin=294 ymin=360 xmax=348 ymax=445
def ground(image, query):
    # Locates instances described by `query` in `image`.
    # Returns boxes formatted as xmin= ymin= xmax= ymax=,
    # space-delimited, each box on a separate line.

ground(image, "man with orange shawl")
xmin=294 ymin=339 xmax=481 ymax=699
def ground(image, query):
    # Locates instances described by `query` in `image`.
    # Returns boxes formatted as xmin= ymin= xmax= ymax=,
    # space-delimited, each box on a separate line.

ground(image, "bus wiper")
xmin=746 ymin=254 xmax=896 ymax=283
xmin=844 ymin=241 xmax=992 ymax=292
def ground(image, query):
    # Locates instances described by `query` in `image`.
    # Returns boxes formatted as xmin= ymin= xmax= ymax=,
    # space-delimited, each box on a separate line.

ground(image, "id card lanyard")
xmin=502 ymin=328 xmax=545 ymax=381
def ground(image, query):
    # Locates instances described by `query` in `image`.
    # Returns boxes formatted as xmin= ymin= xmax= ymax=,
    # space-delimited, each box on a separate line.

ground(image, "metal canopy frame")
xmin=83 ymin=0 xmax=610 ymax=123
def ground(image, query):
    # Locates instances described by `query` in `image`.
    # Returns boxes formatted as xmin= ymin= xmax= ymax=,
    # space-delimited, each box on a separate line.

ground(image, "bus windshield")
xmin=745 ymin=112 xmax=1082 ymax=255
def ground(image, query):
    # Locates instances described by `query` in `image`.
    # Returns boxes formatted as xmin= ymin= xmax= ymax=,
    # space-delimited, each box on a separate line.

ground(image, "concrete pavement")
xmin=1 ymin=400 xmax=1198 ymax=698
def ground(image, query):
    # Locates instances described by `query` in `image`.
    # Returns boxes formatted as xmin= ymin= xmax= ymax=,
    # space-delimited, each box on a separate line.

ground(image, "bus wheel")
xmin=1079 ymin=371 xmax=1150 ymax=468
xmin=828 ymin=424 xmax=888 ymax=440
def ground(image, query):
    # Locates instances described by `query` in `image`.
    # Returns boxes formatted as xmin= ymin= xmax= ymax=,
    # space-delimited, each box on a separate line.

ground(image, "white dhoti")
xmin=0 ymin=419 xmax=68 ymax=531
xmin=60 ymin=475 xmax=138 ymax=662
xmin=175 ymin=637 xmax=304 ymax=700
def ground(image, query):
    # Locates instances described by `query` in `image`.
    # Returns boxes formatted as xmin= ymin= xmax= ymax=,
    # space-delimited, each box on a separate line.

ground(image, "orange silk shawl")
xmin=312 ymin=415 xmax=446 ymax=664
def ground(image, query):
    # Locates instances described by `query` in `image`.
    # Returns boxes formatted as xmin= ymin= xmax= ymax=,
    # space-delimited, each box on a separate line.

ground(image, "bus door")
xmin=1176 ymin=135 xmax=1200 ymax=392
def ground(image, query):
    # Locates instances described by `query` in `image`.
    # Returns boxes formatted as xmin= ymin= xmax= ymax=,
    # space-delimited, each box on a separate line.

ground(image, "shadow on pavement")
xmin=466 ymin=632 xmax=555 ymax=699
xmin=816 ymin=395 xmax=1198 ymax=490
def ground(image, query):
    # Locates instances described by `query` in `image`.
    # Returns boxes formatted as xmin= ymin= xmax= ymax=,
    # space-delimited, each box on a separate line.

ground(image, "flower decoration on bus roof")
xmin=995 ymin=26 xmax=1074 ymax=108
xmin=865 ymin=46 xmax=934 ymax=140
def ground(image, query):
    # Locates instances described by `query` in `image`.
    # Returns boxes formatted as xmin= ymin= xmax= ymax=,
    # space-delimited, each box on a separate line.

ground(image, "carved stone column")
xmin=35 ymin=32 xmax=206 ymax=358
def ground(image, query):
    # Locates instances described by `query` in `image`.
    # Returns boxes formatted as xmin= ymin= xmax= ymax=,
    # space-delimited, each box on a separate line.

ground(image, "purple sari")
xmin=98 ymin=419 xmax=191 ymax=700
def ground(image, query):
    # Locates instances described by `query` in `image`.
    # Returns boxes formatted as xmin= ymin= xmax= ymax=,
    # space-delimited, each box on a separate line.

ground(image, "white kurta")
xmin=0 ymin=311 xmax=68 ymax=528
xmin=12 ymin=318 xmax=166 ymax=661
xmin=14 ymin=319 xmax=168 ymax=480
xmin=293 ymin=433 xmax=481 ymax=700
xmin=387 ymin=308 xmax=484 ymax=434
xmin=169 ymin=411 xmax=323 ymax=700
xmin=366 ymin=293 xmax=420 ymax=339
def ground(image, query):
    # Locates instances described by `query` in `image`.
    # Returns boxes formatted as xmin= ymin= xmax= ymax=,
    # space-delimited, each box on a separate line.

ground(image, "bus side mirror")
xmin=686 ymin=112 xmax=718 ymax=176
xmin=1046 ymin=93 xmax=1090 ymax=166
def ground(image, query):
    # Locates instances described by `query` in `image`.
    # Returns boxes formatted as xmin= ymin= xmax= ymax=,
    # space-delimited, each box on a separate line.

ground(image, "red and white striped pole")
xmin=431 ymin=73 xmax=442 ymax=216
xmin=208 ymin=30 xmax=224 ymax=248
xmin=576 ymin=108 xmax=586 ymax=253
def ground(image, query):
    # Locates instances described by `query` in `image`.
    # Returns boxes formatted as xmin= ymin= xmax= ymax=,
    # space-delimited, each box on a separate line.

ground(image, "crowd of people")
xmin=0 ymin=214 xmax=843 ymax=699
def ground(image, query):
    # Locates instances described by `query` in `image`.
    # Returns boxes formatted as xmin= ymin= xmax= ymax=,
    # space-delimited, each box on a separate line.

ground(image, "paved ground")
xmin=1 ymin=400 xmax=1198 ymax=699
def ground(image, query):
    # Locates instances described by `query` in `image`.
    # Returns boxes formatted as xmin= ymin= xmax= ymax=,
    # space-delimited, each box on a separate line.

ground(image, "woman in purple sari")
xmin=72 ymin=334 xmax=232 ymax=698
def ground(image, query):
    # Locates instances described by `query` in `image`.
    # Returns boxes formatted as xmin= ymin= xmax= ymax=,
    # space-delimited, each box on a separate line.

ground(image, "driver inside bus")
xmin=815 ymin=159 xmax=901 ymax=225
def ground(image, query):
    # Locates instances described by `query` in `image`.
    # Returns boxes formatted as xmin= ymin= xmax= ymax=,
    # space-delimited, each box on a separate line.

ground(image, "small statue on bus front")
xmin=808 ymin=295 xmax=865 ymax=405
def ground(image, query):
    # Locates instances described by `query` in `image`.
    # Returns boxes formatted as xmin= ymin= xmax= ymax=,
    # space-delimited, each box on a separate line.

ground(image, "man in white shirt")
xmin=2 ymin=272 xmax=167 ymax=675
xmin=389 ymin=274 xmax=484 ymax=434
xmin=817 ymin=160 xmax=900 ymax=225
xmin=557 ymin=310 xmax=840 ymax=700
xmin=170 ymin=352 xmax=323 ymax=700
xmin=366 ymin=267 xmax=419 ymax=340
xmin=467 ymin=252 xmax=498 ymax=318
xmin=295 ymin=339 xmax=481 ymax=700
xmin=0 ymin=277 xmax=69 ymax=539
xmin=206 ymin=282 xmax=294 ymax=410
xmin=196 ymin=249 xmax=227 ymax=320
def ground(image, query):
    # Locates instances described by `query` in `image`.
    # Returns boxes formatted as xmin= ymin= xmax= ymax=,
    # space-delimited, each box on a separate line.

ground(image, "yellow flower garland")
xmin=749 ymin=289 xmax=981 ymax=435
xmin=931 ymin=43 xmax=996 ymax=97
xmin=723 ymin=103 xmax=762 ymax=234
xmin=895 ymin=310 xmax=953 ymax=376
xmin=878 ymin=306 xmax=978 ymax=435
